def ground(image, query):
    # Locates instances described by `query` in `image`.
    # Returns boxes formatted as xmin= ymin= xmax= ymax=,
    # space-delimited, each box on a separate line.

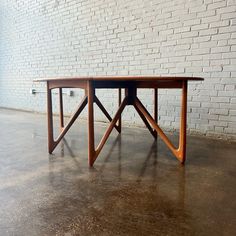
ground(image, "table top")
xmin=36 ymin=76 xmax=204 ymax=82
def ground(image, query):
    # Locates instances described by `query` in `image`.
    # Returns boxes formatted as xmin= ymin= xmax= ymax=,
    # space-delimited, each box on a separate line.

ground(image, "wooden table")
xmin=37 ymin=76 xmax=203 ymax=166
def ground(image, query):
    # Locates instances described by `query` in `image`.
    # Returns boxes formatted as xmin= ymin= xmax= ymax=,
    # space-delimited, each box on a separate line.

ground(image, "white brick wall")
xmin=0 ymin=0 xmax=236 ymax=140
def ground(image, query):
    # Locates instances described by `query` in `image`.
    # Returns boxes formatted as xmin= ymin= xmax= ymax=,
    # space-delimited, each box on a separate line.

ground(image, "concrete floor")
xmin=0 ymin=108 xmax=235 ymax=236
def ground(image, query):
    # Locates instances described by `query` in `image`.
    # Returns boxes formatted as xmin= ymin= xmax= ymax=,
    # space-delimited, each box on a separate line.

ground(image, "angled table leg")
xmin=87 ymin=81 xmax=96 ymax=166
xmin=94 ymin=96 xmax=120 ymax=133
xmin=47 ymin=82 xmax=54 ymax=154
xmin=118 ymin=88 xmax=122 ymax=132
xmin=178 ymin=80 xmax=187 ymax=163
xmin=133 ymin=103 xmax=157 ymax=139
xmin=134 ymin=80 xmax=188 ymax=164
xmin=47 ymin=95 xmax=88 ymax=153
xmin=87 ymin=92 xmax=128 ymax=167
xmin=94 ymin=97 xmax=128 ymax=161
xmin=153 ymin=88 xmax=158 ymax=139
xmin=54 ymin=97 xmax=87 ymax=147
xmin=134 ymin=97 xmax=176 ymax=152
xmin=46 ymin=81 xmax=88 ymax=154
xmin=59 ymin=88 xmax=64 ymax=129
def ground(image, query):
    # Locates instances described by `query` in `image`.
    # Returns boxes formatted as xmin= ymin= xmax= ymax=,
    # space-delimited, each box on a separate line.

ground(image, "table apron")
xmin=48 ymin=80 xmax=87 ymax=89
xmin=48 ymin=80 xmax=183 ymax=90
xmin=93 ymin=80 xmax=182 ymax=89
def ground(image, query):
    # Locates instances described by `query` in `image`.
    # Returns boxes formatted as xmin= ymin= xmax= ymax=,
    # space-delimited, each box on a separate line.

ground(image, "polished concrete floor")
xmin=0 ymin=108 xmax=236 ymax=236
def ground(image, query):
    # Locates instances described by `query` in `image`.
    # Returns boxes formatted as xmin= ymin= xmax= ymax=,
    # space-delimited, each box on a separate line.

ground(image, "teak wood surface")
xmin=36 ymin=76 xmax=204 ymax=166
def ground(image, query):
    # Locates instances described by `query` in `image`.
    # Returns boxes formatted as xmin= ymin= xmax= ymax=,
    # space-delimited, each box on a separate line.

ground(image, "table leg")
xmin=133 ymin=103 xmax=157 ymax=138
xmin=154 ymin=88 xmax=158 ymax=139
xmin=118 ymin=88 xmax=122 ymax=133
xmin=134 ymin=97 xmax=176 ymax=154
xmin=134 ymin=81 xmax=188 ymax=164
xmin=95 ymin=97 xmax=127 ymax=159
xmin=178 ymin=81 xmax=188 ymax=163
xmin=87 ymin=81 xmax=95 ymax=166
xmin=94 ymin=96 xmax=120 ymax=132
xmin=47 ymin=82 xmax=54 ymax=154
xmin=59 ymin=88 xmax=64 ymax=129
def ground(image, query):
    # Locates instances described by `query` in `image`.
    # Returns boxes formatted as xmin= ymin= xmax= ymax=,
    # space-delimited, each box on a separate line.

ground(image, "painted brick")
xmin=0 ymin=0 xmax=235 ymax=141
xmin=209 ymin=108 xmax=229 ymax=115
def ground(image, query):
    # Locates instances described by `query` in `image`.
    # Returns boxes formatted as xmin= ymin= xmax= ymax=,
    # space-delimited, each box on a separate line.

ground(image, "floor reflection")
xmin=47 ymin=133 xmax=186 ymax=214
